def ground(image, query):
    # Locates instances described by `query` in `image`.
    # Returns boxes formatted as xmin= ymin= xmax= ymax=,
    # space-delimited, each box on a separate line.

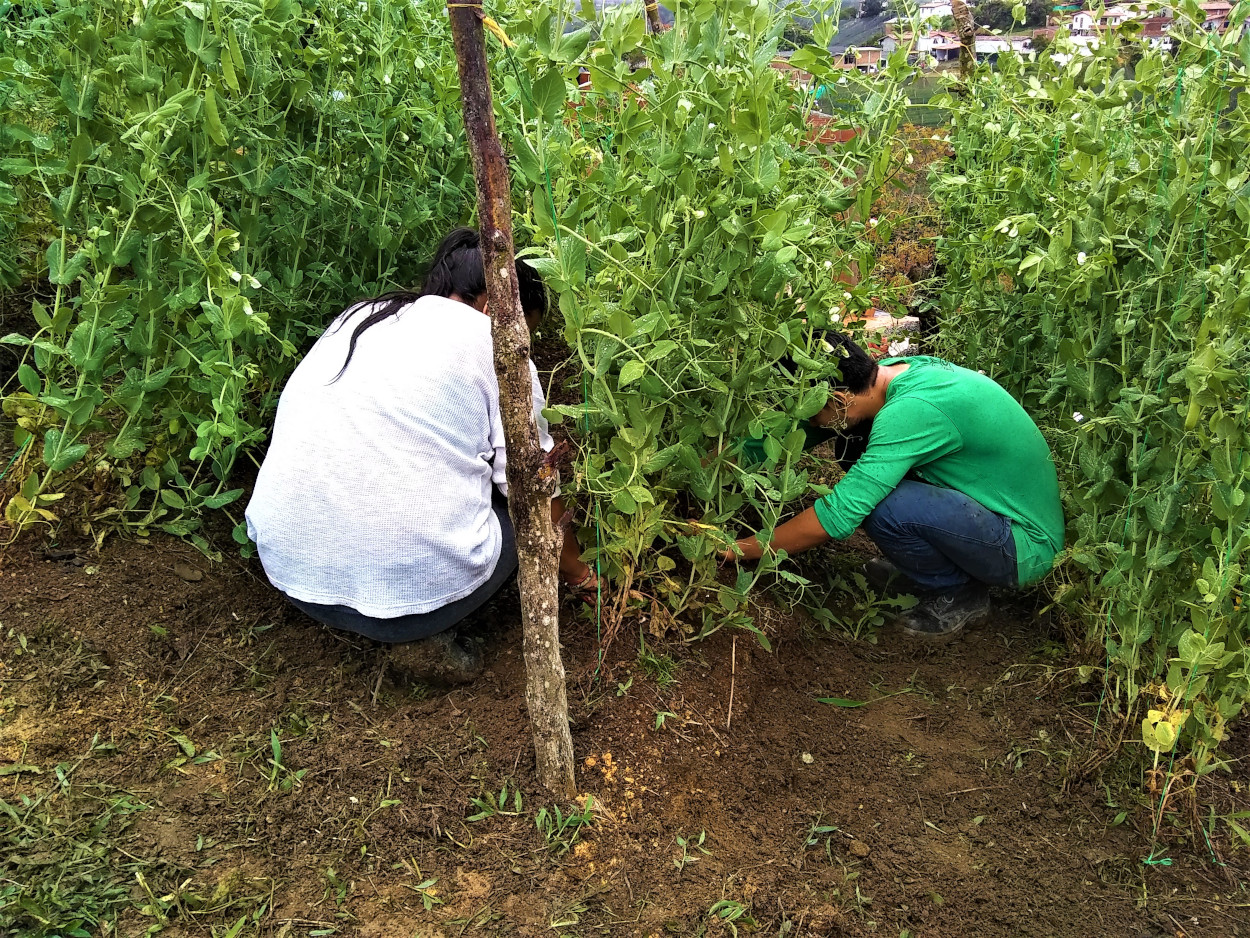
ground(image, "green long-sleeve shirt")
xmin=807 ymin=356 xmax=1064 ymax=585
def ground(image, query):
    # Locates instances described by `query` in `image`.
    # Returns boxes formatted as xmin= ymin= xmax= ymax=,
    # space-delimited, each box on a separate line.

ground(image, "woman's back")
xmin=245 ymin=294 xmax=551 ymax=618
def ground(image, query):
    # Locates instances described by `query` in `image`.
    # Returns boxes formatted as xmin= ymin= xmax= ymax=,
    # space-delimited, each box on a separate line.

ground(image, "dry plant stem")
xmin=951 ymin=0 xmax=976 ymax=80
xmin=726 ymin=636 xmax=737 ymax=730
xmin=643 ymin=0 xmax=662 ymax=33
xmin=447 ymin=0 xmax=575 ymax=798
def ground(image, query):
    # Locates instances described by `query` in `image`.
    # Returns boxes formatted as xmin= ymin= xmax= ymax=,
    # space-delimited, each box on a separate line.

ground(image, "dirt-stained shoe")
xmin=896 ymin=583 xmax=991 ymax=643
xmin=389 ymin=631 xmax=484 ymax=686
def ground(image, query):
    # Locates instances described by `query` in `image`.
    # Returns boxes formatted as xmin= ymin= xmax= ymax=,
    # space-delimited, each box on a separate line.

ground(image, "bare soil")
xmin=2 ymin=527 xmax=1247 ymax=938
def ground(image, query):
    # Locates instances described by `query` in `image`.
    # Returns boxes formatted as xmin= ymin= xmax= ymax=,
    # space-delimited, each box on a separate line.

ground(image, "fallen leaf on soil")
xmin=816 ymin=696 xmax=867 ymax=708
xmin=0 ymin=763 xmax=43 ymax=776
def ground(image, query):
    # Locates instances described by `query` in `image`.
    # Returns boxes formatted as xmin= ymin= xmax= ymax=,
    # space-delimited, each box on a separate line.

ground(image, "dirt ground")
xmin=2 ymin=528 xmax=1247 ymax=938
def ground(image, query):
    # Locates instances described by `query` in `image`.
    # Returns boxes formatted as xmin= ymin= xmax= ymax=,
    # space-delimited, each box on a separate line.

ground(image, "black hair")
xmin=332 ymin=227 xmax=548 ymax=377
xmin=779 ymin=330 xmax=879 ymax=394
xmin=819 ymin=331 xmax=879 ymax=394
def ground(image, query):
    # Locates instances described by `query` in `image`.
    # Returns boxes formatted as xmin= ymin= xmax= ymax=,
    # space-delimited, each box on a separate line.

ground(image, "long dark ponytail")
xmin=331 ymin=227 xmax=548 ymax=378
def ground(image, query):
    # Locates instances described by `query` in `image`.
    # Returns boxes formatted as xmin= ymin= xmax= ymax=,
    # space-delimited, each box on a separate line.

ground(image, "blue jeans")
xmin=862 ymin=480 xmax=1018 ymax=591
xmin=286 ymin=493 xmax=519 ymax=643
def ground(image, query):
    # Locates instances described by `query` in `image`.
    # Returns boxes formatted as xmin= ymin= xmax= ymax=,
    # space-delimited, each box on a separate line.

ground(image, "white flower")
xmin=678 ymin=98 xmax=693 ymax=110
xmin=243 ymin=301 xmax=254 ymax=316
xmin=1073 ymin=411 xmax=1085 ymax=423
xmin=931 ymin=134 xmax=941 ymax=141
xmin=888 ymin=337 xmax=912 ymax=356
xmin=905 ymin=153 xmax=914 ymax=165
xmin=383 ymin=74 xmax=391 ymax=85
xmin=230 ymin=270 xmax=242 ymax=283
xmin=830 ymin=305 xmax=841 ymax=314
xmin=824 ymin=260 xmax=833 ymax=268
xmin=708 ymin=122 xmax=717 ymax=129
xmin=869 ymin=217 xmax=878 ymax=227
xmin=693 ymin=209 xmax=706 ymax=218
xmin=331 ymin=90 xmax=347 ymax=102
xmin=248 ymin=276 xmax=261 ymax=289
xmin=1077 ymin=252 xmax=1087 ymax=265
xmin=843 ymin=291 xmax=852 ymax=300
xmin=1008 ymin=227 xmax=1018 ymax=238
xmin=350 ymin=795 xmax=359 ymax=803
xmin=830 ymin=313 xmax=841 ymax=323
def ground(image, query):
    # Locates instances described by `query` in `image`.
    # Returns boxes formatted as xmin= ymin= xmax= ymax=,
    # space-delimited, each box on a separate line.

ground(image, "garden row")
xmin=931 ymin=17 xmax=1250 ymax=765
xmin=2 ymin=0 xmax=1247 ymax=763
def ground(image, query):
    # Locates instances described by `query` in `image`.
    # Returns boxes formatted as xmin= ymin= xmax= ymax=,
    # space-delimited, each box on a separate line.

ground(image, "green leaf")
xmin=619 ymin=360 xmax=646 ymax=387
xmin=169 ymin=732 xmax=196 ymax=758
xmin=0 ymin=763 xmax=43 ymax=777
xmin=46 ymin=240 xmax=89 ymax=286
xmin=203 ymin=488 xmax=244 ymax=509
xmin=795 ymin=385 xmax=829 ymax=419
xmin=816 ymin=697 xmax=868 ymax=708
xmin=160 ymin=489 xmax=187 ymax=509
xmin=612 ymin=489 xmax=637 ymax=515
xmin=18 ymin=364 xmax=40 ymax=396
xmin=531 ymin=69 xmax=566 ymax=122
xmin=42 ymin=428 xmax=88 ymax=472
xmin=513 ymin=137 xmax=542 ymax=184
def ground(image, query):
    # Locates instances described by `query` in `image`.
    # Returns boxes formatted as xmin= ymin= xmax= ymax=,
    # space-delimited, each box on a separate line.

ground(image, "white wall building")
xmin=917 ymin=1 xmax=953 ymax=18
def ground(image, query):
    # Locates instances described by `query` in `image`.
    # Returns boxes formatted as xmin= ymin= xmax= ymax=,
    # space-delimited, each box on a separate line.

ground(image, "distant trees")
xmin=860 ymin=0 xmax=885 ymax=18
xmin=975 ymin=0 xmax=1049 ymax=30
xmin=782 ymin=21 xmax=816 ymax=47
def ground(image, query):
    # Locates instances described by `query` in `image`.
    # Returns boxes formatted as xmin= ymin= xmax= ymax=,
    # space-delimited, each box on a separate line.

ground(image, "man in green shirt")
xmin=728 ymin=333 xmax=1064 ymax=640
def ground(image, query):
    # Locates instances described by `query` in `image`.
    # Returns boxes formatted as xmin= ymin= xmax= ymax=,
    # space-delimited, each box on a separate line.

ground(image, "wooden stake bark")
xmin=951 ymin=0 xmax=977 ymax=79
xmin=643 ymin=0 xmax=662 ymax=33
xmin=447 ymin=1 xmax=576 ymax=798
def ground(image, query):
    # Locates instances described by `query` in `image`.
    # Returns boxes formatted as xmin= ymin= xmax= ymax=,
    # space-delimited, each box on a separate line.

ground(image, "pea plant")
xmin=930 ymin=11 xmax=1249 ymax=765
xmin=500 ymin=0 xmax=913 ymax=642
xmin=0 ymin=0 xmax=470 ymax=550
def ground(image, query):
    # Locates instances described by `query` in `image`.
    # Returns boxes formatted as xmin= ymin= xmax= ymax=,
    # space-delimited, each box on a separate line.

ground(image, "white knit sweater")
xmin=245 ymin=295 xmax=554 ymax=617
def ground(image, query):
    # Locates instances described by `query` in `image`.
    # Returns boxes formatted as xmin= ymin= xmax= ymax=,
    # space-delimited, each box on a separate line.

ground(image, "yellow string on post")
xmin=446 ymin=1 xmax=514 ymax=48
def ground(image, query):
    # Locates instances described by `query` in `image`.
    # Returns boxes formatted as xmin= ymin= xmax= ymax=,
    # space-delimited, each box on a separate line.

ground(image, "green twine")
xmin=0 ymin=436 xmax=31 ymax=485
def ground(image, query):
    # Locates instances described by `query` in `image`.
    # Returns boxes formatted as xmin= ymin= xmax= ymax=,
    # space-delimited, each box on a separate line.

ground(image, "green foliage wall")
xmin=502 ymin=0 xmax=912 ymax=639
xmin=931 ymin=20 xmax=1250 ymax=764
xmin=0 ymin=0 xmax=470 ymax=547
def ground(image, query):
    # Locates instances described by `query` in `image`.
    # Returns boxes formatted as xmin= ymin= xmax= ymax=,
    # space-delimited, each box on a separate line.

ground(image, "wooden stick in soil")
xmin=447 ymin=0 xmax=575 ymax=798
xmin=643 ymin=0 xmax=662 ymax=33
xmin=951 ymin=0 xmax=977 ymax=80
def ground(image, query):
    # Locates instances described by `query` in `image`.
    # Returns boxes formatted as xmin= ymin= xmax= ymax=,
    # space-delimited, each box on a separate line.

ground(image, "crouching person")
xmin=245 ymin=228 xmax=595 ymax=683
xmin=725 ymin=333 xmax=1064 ymax=641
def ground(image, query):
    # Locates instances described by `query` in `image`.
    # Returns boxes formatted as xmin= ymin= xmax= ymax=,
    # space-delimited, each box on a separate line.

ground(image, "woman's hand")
xmin=560 ymin=563 xmax=598 ymax=591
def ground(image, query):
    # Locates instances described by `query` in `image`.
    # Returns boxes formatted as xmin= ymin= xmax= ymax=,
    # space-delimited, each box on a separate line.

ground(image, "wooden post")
xmin=951 ymin=0 xmax=976 ymax=79
xmin=643 ymin=0 xmax=662 ymax=33
xmin=447 ymin=0 xmax=576 ymax=798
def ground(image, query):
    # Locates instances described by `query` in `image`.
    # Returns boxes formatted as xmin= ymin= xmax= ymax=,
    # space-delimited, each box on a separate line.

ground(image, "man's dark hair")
xmin=780 ymin=330 xmax=878 ymax=393
xmin=819 ymin=330 xmax=879 ymax=394
xmin=332 ymin=227 xmax=547 ymax=378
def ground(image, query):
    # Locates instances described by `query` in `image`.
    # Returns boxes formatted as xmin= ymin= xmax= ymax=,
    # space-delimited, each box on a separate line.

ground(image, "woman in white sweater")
xmin=245 ymin=229 xmax=594 ymax=683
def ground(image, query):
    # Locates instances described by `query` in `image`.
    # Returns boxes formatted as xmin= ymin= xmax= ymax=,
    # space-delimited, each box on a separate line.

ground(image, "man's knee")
xmin=864 ymin=484 xmax=912 ymax=538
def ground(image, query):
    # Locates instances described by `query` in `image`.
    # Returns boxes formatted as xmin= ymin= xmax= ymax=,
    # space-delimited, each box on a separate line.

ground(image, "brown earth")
xmin=2 ymin=527 xmax=1247 ymax=938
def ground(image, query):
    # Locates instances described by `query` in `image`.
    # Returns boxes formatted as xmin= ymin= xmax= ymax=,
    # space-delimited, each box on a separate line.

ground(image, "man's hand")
xmin=720 ymin=506 xmax=832 ymax=564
